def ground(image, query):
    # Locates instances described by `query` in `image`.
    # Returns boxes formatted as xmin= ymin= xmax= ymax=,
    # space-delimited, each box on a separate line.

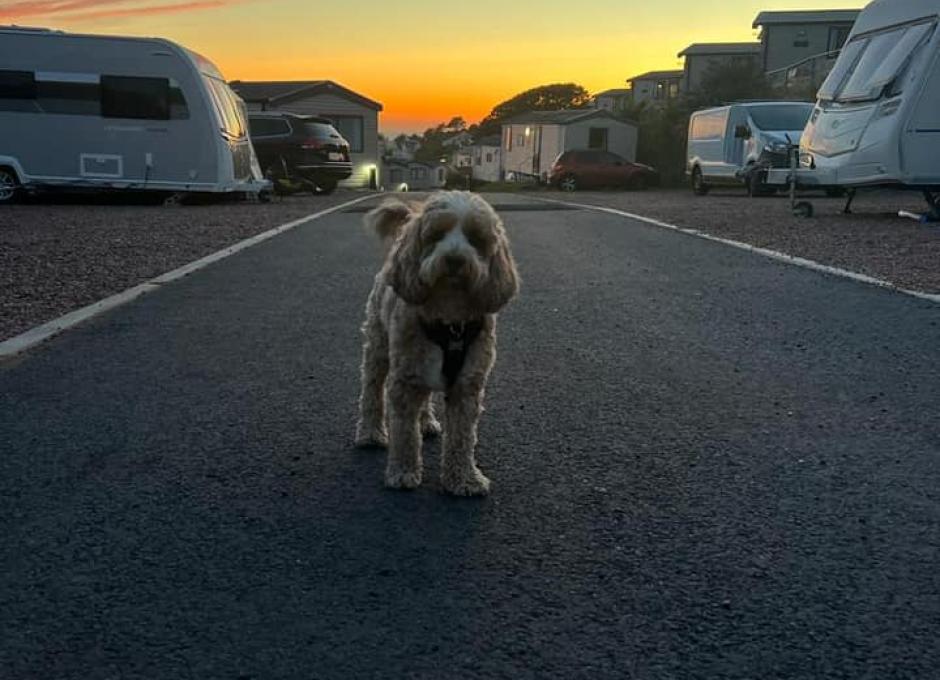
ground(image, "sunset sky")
xmin=3 ymin=0 xmax=862 ymax=134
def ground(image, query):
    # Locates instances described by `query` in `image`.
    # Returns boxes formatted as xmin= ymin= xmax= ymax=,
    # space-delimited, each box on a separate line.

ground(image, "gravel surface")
xmin=0 ymin=192 xmax=372 ymax=341
xmin=544 ymin=188 xmax=940 ymax=295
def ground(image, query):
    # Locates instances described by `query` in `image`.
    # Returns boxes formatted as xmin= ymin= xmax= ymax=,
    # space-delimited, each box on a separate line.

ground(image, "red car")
xmin=549 ymin=150 xmax=658 ymax=191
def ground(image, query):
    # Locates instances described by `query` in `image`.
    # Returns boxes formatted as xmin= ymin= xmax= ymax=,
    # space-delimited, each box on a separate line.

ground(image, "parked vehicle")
xmin=247 ymin=112 xmax=352 ymax=194
xmin=549 ymin=150 xmax=659 ymax=191
xmin=686 ymin=101 xmax=814 ymax=196
xmin=768 ymin=0 xmax=940 ymax=216
xmin=0 ymin=26 xmax=268 ymax=204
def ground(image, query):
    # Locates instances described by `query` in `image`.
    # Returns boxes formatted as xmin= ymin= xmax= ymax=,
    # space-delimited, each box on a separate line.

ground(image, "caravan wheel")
xmin=0 ymin=168 xmax=20 ymax=204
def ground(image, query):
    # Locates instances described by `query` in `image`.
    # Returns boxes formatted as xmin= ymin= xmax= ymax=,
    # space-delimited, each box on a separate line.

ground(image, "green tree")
xmin=473 ymin=83 xmax=592 ymax=137
xmin=687 ymin=60 xmax=775 ymax=109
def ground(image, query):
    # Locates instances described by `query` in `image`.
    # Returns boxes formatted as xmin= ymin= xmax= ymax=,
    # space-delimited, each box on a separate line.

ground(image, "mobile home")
xmin=0 ymin=27 xmax=268 ymax=202
xmin=784 ymin=0 xmax=940 ymax=208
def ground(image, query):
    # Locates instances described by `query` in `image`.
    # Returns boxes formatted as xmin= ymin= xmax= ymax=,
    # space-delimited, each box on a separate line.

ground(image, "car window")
xmin=304 ymin=121 xmax=343 ymax=140
xmin=747 ymin=105 xmax=813 ymax=131
xmin=250 ymin=117 xmax=291 ymax=137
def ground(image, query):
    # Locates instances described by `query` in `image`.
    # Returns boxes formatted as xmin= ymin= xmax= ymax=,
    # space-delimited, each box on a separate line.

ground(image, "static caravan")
xmin=686 ymin=101 xmax=814 ymax=196
xmin=772 ymin=0 xmax=940 ymax=212
xmin=0 ymin=27 xmax=268 ymax=203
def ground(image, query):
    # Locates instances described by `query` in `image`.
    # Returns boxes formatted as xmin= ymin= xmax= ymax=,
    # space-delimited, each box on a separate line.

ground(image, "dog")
xmin=355 ymin=191 xmax=519 ymax=496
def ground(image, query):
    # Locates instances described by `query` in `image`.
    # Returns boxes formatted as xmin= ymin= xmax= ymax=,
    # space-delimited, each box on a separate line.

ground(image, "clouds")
xmin=0 ymin=0 xmax=244 ymax=23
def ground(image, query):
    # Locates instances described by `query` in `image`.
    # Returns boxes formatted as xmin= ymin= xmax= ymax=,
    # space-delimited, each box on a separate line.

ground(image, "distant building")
xmin=383 ymin=159 xmax=447 ymax=191
xmin=468 ymin=135 xmax=501 ymax=183
xmin=625 ymin=70 xmax=685 ymax=106
xmin=677 ymin=43 xmax=763 ymax=92
xmin=501 ymin=109 xmax=638 ymax=181
xmin=753 ymin=9 xmax=861 ymax=73
xmin=593 ymin=88 xmax=633 ymax=112
xmin=230 ymin=79 xmax=382 ymax=189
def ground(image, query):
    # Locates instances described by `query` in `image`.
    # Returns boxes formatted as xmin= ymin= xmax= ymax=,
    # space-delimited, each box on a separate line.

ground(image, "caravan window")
xmin=0 ymin=70 xmax=38 ymax=111
xmin=101 ymin=76 xmax=170 ymax=120
xmin=820 ymin=22 xmax=936 ymax=103
xmin=204 ymin=77 xmax=247 ymax=139
xmin=0 ymin=70 xmax=37 ymax=99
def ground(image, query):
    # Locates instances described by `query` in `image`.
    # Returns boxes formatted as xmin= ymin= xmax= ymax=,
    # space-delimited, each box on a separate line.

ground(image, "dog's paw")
xmin=385 ymin=468 xmax=422 ymax=490
xmin=355 ymin=427 xmax=388 ymax=449
xmin=442 ymin=467 xmax=491 ymax=497
xmin=421 ymin=416 xmax=442 ymax=439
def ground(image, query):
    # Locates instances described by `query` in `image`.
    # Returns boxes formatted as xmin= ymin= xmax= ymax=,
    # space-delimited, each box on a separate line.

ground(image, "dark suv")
xmin=248 ymin=112 xmax=352 ymax=194
xmin=549 ymin=150 xmax=658 ymax=192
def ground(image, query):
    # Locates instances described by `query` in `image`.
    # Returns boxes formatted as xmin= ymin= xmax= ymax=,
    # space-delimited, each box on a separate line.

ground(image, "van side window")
xmin=249 ymin=118 xmax=291 ymax=137
xmin=101 ymin=75 xmax=170 ymax=120
xmin=691 ymin=112 xmax=726 ymax=140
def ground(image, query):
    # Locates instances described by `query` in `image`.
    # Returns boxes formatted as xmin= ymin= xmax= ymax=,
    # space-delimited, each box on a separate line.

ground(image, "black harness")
xmin=420 ymin=319 xmax=484 ymax=388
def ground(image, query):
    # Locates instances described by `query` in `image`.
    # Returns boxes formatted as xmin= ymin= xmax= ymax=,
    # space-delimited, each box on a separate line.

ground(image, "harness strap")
xmin=420 ymin=319 xmax=484 ymax=388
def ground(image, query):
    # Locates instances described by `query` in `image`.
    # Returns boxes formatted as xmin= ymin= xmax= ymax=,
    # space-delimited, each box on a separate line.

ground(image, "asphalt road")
xmin=2 ymin=194 xmax=939 ymax=679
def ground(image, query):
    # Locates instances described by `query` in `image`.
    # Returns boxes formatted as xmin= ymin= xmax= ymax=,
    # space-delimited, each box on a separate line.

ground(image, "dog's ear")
xmin=387 ymin=218 xmax=429 ymax=305
xmin=365 ymin=198 xmax=413 ymax=247
xmin=476 ymin=229 xmax=519 ymax=314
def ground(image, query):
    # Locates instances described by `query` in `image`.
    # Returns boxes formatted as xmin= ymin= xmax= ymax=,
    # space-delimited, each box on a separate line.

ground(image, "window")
xmin=515 ymin=132 xmax=525 ymax=148
xmin=748 ymin=104 xmax=813 ymax=131
xmin=330 ymin=116 xmax=364 ymax=153
xmin=690 ymin=110 xmax=728 ymax=140
xmin=668 ymin=82 xmax=680 ymax=99
xmin=475 ymin=153 xmax=482 ymax=166
xmin=0 ymin=70 xmax=37 ymax=99
xmin=249 ymin=117 xmax=291 ymax=136
xmin=410 ymin=166 xmax=428 ymax=180
xmin=485 ymin=152 xmax=493 ymax=163
xmin=822 ymin=22 xmax=935 ymax=102
xmin=101 ymin=75 xmax=170 ymax=120
xmin=204 ymin=77 xmax=247 ymax=138
xmin=588 ymin=127 xmax=608 ymax=151
xmin=828 ymin=26 xmax=852 ymax=52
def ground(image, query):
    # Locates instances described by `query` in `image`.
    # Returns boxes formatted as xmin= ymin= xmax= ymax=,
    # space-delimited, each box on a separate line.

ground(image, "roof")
xmin=678 ymin=42 xmax=762 ymax=58
xmin=229 ymin=80 xmax=382 ymax=111
xmin=503 ymin=109 xmax=636 ymax=127
xmin=473 ymin=135 xmax=502 ymax=147
xmin=595 ymin=88 xmax=632 ymax=97
xmin=753 ymin=9 xmax=861 ymax=28
xmin=626 ymin=70 xmax=684 ymax=83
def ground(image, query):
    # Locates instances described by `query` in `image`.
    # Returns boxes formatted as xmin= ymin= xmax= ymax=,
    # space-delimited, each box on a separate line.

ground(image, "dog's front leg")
xmin=385 ymin=380 xmax=428 ymax=490
xmin=441 ymin=386 xmax=490 ymax=497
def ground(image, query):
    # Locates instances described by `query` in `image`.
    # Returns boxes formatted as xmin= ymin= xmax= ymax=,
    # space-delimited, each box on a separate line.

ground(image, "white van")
xmin=0 ymin=26 xmax=268 ymax=203
xmin=784 ymin=0 xmax=940 ymax=212
xmin=686 ymin=101 xmax=814 ymax=196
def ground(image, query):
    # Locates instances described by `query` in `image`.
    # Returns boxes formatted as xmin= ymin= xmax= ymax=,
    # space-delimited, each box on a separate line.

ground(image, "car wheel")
xmin=559 ymin=174 xmax=578 ymax=192
xmin=691 ymin=167 xmax=709 ymax=196
xmin=0 ymin=167 xmax=21 ymax=204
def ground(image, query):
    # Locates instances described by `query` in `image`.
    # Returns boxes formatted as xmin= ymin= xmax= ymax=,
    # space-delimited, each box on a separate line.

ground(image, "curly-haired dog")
xmin=355 ymin=191 xmax=519 ymax=496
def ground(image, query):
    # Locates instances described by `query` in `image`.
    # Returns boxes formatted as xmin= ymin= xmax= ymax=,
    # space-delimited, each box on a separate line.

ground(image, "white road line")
xmin=0 ymin=194 xmax=378 ymax=361
xmin=538 ymin=197 xmax=940 ymax=305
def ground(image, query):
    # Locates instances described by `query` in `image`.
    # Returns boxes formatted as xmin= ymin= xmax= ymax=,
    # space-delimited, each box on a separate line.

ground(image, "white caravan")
xmin=0 ymin=27 xmax=268 ymax=203
xmin=771 ymin=0 xmax=940 ymax=214
xmin=686 ymin=101 xmax=814 ymax=196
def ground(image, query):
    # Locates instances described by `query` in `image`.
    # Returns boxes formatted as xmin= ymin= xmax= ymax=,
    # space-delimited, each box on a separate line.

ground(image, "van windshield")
xmin=748 ymin=105 xmax=813 ymax=131
xmin=819 ymin=21 xmax=935 ymax=103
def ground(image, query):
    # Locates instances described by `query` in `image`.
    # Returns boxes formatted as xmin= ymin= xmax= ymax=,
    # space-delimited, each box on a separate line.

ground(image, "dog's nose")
xmin=444 ymin=254 xmax=463 ymax=272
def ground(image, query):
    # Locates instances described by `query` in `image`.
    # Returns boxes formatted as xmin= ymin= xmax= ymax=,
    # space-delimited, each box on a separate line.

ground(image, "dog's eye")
xmin=464 ymin=229 xmax=487 ymax=252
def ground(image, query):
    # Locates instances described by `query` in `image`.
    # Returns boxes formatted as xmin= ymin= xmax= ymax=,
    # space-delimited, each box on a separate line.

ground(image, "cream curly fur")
xmin=355 ymin=191 xmax=519 ymax=496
